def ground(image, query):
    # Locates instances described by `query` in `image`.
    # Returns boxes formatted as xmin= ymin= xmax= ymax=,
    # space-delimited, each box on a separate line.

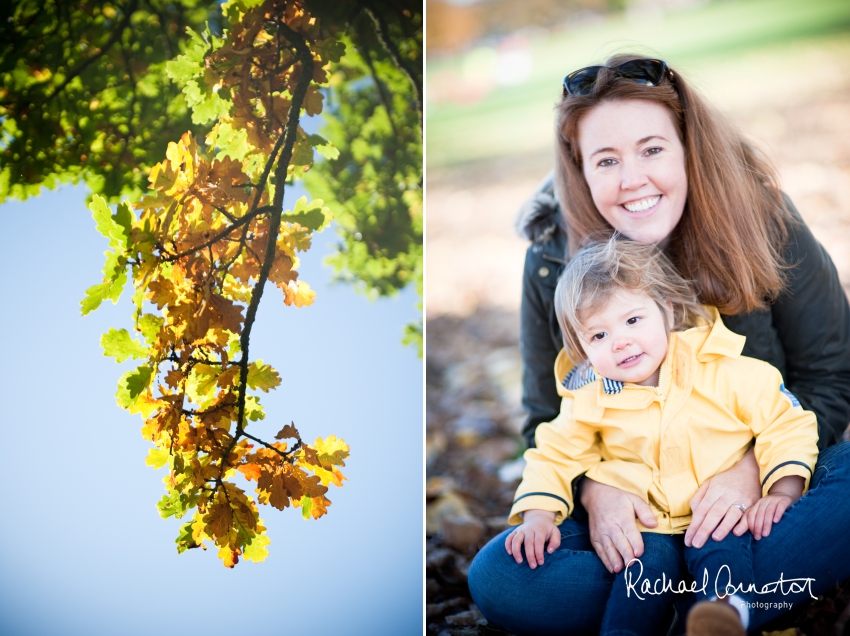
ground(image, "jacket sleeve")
xmin=509 ymin=398 xmax=601 ymax=525
xmin=520 ymin=243 xmax=563 ymax=448
xmin=771 ymin=196 xmax=850 ymax=448
xmin=743 ymin=361 xmax=820 ymax=496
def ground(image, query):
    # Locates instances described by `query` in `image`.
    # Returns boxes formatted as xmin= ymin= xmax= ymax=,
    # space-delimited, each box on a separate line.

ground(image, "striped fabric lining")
xmin=562 ymin=363 xmax=624 ymax=394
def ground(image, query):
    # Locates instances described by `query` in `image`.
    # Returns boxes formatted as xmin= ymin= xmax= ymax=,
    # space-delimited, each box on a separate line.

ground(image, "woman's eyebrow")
xmin=636 ymin=135 xmax=667 ymax=146
xmin=588 ymin=135 xmax=667 ymax=160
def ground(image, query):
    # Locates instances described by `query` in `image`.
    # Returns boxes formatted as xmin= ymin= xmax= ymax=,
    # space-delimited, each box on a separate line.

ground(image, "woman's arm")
xmin=771 ymin=197 xmax=850 ymax=448
xmin=519 ymin=242 xmax=564 ymax=447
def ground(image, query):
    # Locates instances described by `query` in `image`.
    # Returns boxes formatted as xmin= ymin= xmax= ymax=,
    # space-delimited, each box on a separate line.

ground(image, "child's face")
xmin=577 ymin=288 xmax=670 ymax=387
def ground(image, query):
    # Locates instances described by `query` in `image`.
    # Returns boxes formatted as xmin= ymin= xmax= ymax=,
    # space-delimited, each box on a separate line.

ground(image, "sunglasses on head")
xmin=562 ymin=59 xmax=672 ymax=97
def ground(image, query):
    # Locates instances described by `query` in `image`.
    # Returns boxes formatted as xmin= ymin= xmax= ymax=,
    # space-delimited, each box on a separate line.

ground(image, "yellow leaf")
xmin=281 ymin=280 xmax=315 ymax=307
xmin=218 ymin=545 xmax=240 ymax=568
xmin=243 ymin=532 xmax=270 ymax=563
xmin=312 ymin=435 xmax=350 ymax=468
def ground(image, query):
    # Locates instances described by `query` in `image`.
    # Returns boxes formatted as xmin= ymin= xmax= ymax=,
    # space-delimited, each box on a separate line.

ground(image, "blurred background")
xmin=424 ymin=0 xmax=850 ymax=632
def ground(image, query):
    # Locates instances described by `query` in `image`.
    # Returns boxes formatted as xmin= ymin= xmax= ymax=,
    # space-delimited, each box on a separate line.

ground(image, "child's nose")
xmin=612 ymin=335 xmax=632 ymax=351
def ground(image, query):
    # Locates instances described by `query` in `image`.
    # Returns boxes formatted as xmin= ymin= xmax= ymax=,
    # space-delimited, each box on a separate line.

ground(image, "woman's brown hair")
xmin=555 ymin=54 xmax=792 ymax=314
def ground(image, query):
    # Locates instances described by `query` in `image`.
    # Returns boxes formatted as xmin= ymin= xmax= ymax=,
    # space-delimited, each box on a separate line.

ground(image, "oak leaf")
xmin=274 ymin=422 xmax=299 ymax=439
xmin=247 ymin=360 xmax=281 ymax=392
xmin=242 ymin=532 xmax=270 ymax=563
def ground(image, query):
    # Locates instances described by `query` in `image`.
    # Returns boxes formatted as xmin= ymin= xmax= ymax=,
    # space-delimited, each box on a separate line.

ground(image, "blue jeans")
xmin=600 ymin=531 xmax=755 ymax=636
xmin=468 ymin=441 xmax=850 ymax=636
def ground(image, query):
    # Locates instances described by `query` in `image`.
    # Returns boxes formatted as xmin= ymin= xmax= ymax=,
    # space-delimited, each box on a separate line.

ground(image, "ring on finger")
xmin=729 ymin=503 xmax=747 ymax=513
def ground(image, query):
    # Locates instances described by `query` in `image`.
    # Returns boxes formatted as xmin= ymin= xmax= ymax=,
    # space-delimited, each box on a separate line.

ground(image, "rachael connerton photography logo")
xmin=623 ymin=559 xmax=817 ymax=601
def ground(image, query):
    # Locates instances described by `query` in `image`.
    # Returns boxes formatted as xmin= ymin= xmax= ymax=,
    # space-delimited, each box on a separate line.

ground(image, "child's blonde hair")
xmin=555 ymin=237 xmax=713 ymax=365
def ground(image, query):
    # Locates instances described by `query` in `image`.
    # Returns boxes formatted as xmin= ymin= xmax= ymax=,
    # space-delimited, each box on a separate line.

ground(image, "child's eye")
xmin=592 ymin=332 xmax=606 ymax=341
xmin=627 ymin=316 xmax=640 ymax=325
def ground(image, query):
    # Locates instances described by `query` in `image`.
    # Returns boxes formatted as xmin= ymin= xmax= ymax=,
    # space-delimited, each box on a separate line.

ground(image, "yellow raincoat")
xmin=509 ymin=312 xmax=819 ymax=534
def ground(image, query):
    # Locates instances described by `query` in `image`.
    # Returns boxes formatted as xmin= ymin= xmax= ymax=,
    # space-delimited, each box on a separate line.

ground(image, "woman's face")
xmin=577 ymin=99 xmax=687 ymax=247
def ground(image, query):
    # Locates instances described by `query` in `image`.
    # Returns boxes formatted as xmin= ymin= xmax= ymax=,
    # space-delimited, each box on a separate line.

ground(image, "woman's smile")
xmin=622 ymin=195 xmax=661 ymax=215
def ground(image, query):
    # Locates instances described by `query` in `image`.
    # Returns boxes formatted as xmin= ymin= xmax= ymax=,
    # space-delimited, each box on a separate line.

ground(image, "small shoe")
xmin=686 ymin=599 xmax=746 ymax=636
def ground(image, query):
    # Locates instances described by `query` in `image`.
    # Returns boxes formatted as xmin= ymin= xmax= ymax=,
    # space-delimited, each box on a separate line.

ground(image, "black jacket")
xmin=517 ymin=180 xmax=850 ymax=451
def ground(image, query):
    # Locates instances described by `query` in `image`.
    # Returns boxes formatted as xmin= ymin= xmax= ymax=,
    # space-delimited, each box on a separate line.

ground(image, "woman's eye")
xmin=645 ymin=147 xmax=662 ymax=156
xmin=598 ymin=158 xmax=615 ymax=167
xmin=627 ymin=317 xmax=639 ymax=325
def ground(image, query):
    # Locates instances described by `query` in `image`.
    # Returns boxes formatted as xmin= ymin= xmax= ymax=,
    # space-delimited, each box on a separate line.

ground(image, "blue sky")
xmin=0 ymin=181 xmax=423 ymax=635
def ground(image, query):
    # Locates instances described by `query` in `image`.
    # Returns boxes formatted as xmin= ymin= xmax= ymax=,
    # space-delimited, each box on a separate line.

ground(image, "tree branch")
xmin=161 ymin=205 xmax=275 ymax=261
xmin=241 ymin=431 xmax=303 ymax=461
xmin=218 ymin=19 xmax=315 ymax=482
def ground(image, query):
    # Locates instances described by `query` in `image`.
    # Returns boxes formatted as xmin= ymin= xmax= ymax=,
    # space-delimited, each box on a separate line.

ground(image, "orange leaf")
xmin=238 ymin=463 xmax=261 ymax=481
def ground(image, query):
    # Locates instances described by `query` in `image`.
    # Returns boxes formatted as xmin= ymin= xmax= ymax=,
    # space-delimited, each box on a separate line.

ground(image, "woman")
xmin=468 ymin=55 xmax=850 ymax=635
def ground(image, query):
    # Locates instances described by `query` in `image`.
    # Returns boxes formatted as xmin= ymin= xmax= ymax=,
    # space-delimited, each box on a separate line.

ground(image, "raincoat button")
xmin=538 ymin=266 xmax=550 ymax=278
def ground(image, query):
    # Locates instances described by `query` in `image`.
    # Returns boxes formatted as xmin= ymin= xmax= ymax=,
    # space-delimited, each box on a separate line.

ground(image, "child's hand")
xmin=732 ymin=475 xmax=804 ymax=540
xmin=733 ymin=493 xmax=793 ymax=540
xmin=505 ymin=510 xmax=560 ymax=569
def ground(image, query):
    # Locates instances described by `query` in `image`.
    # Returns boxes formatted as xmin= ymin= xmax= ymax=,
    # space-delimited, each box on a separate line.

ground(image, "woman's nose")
xmin=619 ymin=161 xmax=648 ymax=190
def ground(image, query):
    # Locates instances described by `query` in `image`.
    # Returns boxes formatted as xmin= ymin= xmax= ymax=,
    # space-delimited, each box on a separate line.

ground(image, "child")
xmin=505 ymin=238 xmax=819 ymax=636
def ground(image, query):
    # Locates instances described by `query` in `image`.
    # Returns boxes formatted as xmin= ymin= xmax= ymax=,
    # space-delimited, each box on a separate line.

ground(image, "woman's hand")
xmin=685 ymin=447 xmax=761 ymax=548
xmin=580 ymin=478 xmax=658 ymax=573
xmin=505 ymin=510 xmax=561 ymax=569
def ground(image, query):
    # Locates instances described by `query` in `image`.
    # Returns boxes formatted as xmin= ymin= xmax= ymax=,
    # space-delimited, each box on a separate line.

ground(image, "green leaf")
xmin=138 ymin=314 xmax=164 ymax=345
xmin=308 ymin=134 xmax=340 ymax=161
xmin=282 ymin=196 xmax=331 ymax=232
xmin=315 ymin=38 xmax=346 ymax=65
xmin=246 ymin=360 xmax=281 ymax=392
xmin=81 ymin=246 xmax=127 ymax=315
xmin=243 ymin=532 xmax=271 ymax=563
xmin=291 ymin=138 xmax=314 ymax=167
xmin=90 ymin=194 xmax=129 ymax=248
xmin=175 ymin=521 xmax=199 ymax=554
xmin=244 ymin=395 xmax=265 ymax=422
xmin=212 ymin=121 xmax=250 ymax=162
xmin=116 ymin=364 xmax=154 ymax=409
xmin=300 ymin=495 xmax=313 ymax=520
xmin=101 ymin=328 xmax=149 ymax=363
xmin=113 ymin=201 xmax=134 ymax=247
xmin=158 ymin=490 xmax=194 ymax=519
xmin=81 ymin=281 xmax=114 ymax=315
xmin=146 ymin=448 xmax=170 ymax=470
xmin=186 ymin=363 xmax=220 ymax=402
xmin=165 ymin=55 xmax=204 ymax=83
